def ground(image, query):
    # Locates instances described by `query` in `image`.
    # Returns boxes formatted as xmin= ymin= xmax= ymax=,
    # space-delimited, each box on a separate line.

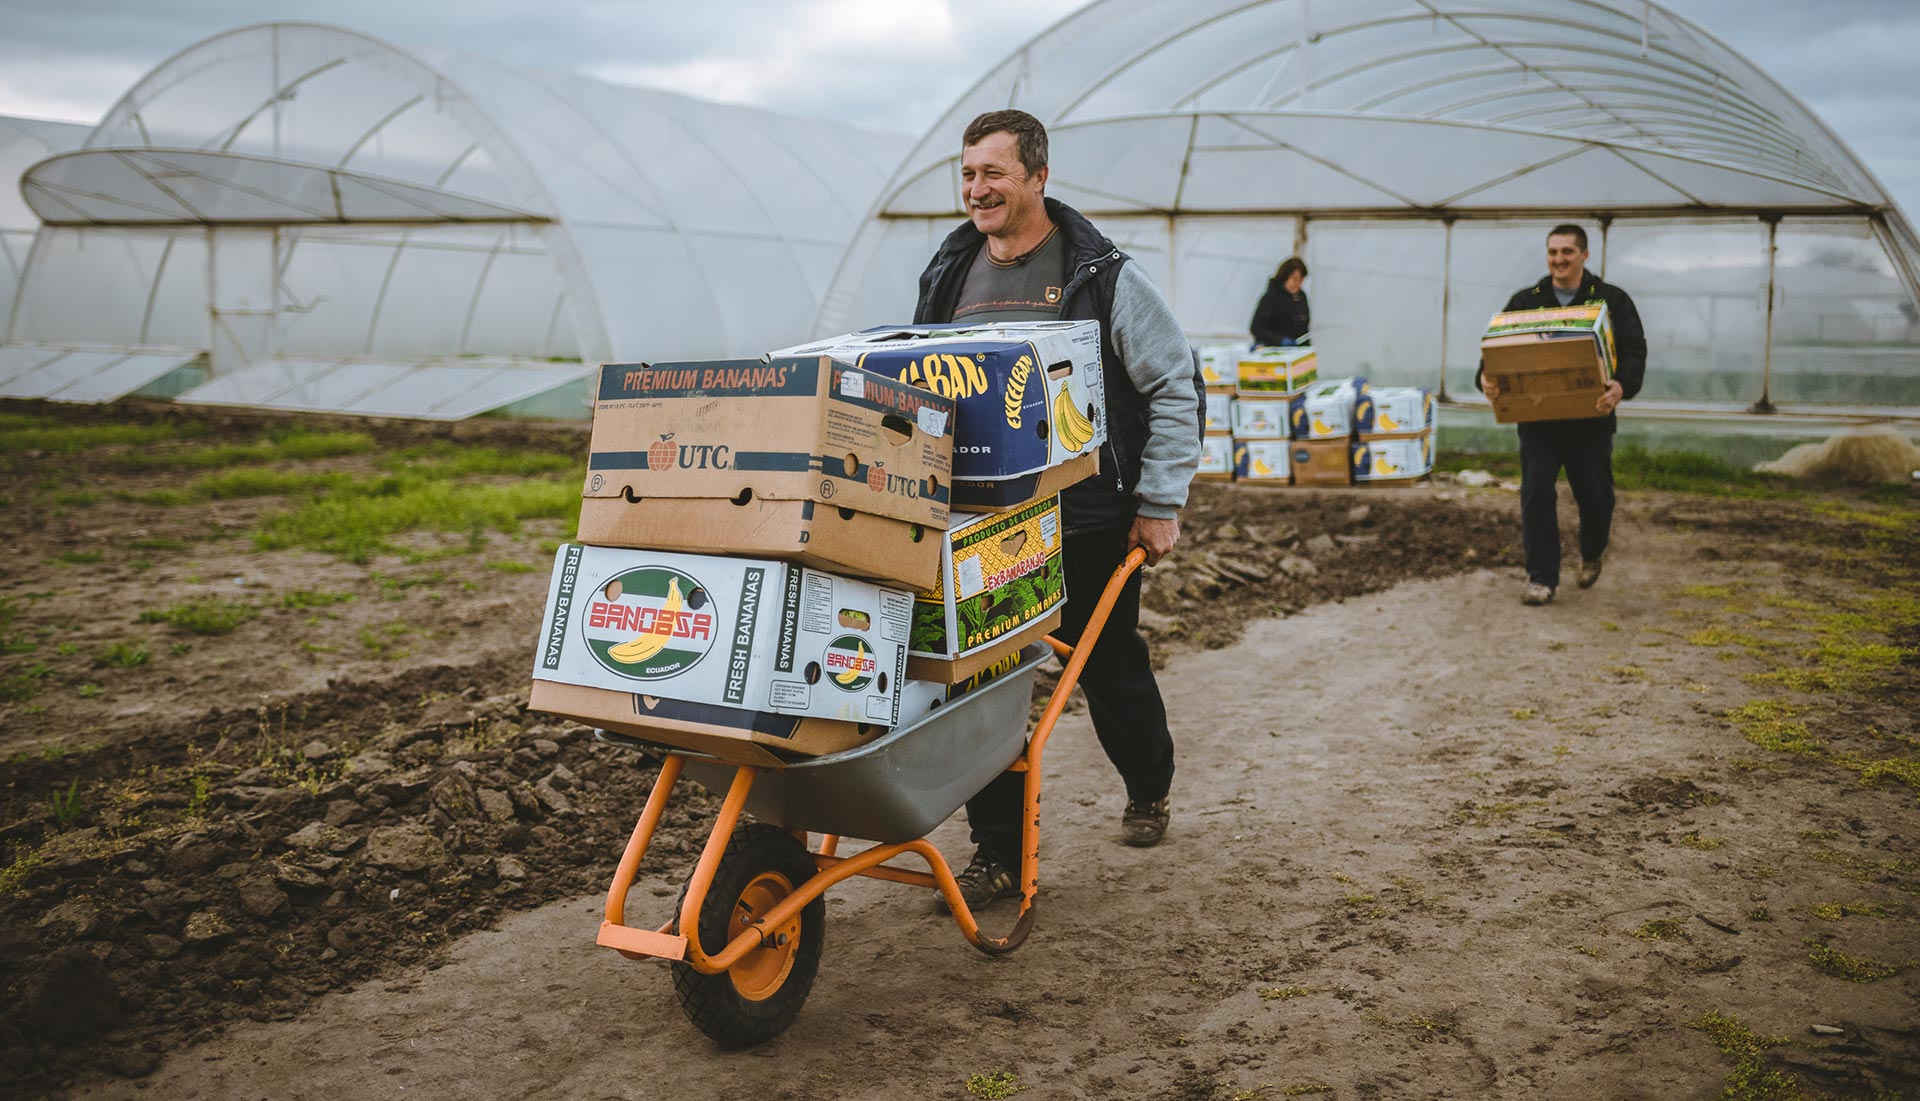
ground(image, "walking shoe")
xmin=1577 ymin=558 xmax=1604 ymax=589
xmin=1522 ymin=582 xmax=1555 ymax=606
xmin=952 ymin=850 xmax=1018 ymax=910
xmin=1121 ymin=798 xmax=1170 ymax=847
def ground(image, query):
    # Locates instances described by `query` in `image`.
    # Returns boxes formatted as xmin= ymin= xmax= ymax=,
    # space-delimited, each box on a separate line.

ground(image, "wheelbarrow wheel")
xmin=671 ymin=823 xmax=825 ymax=1048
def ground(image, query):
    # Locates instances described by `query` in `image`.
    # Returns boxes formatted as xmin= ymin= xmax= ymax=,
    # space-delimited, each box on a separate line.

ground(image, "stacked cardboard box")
xmin=1229 ymin=346 xmax=1318 ymax=485
xmin=1479 ymin=304 xmax=1615 ymax=423
xmin=1285 ymin=376 xmax=1366 ymax=487
xmin=532 ymin=356 xmax=959 ymax=765
xmin=1352 ymin=386 xmax=1436 ymax=486
xmin=772 ymin=322 xmax=1102 ymax=680
xmin=530 ymin=328 xmax=1095 ymax=764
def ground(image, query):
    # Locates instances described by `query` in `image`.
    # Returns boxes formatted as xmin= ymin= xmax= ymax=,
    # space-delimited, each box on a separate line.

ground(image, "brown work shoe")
xmin=1121 ymin=798 xmax=1170 ymax=847
xmin=1577 ymin=558 xmax=1604 ymax=589
xmin=1522 ymin=582 xmax=1555 ymax=606
xmin=952 ymin=850 xmax=1017 ymax=910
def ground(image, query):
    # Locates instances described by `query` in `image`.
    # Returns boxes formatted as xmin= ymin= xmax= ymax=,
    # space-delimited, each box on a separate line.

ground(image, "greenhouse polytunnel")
xmin=819 ymin=0 xmax=1920 ymax=423
xmin=2 ymin=22 xmax=908 ymax=416
xmin=0 ymin=116 xmax=89 ymax=333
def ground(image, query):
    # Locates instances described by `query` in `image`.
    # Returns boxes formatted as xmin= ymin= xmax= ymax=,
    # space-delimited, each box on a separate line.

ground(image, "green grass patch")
xmin=1805 ymin=939 xmax=1901 ymax=982
xmin=106 ymin=430 xmax=375 ymax=472
xmin=1632 ymin=918 xmax=1688 ymax=942
xmin=1725 ymin=701 xmax=1821 ymax=755
xmin=280 ymin=589 xmax=355 ymax=610
xmin=0 ymin=663 xmax=53 ymax=702
xmin=0 ymin=421 xmax=195 ymax=455
xmin=97 ymin=641 xmax=150 ymax=668
xmin=484 ymin=560 xmax=536 ymax=574
xmin=54 ymin=550 xmax=104 ymax=565
xmin=1690 ymin=1011 xmax=1801 ymax=1099
xmin=964 ymin=1071 xmax=1024 ymax=1099
xmin=1810 ymin=900 xmax=1895 ymax=921
xmin=138 ymin=597 xmax=257 ymax=636
xmin=382 ymin=443 xmax=581 ymax=479
xmin=254 ymin=478 xmax=578 ymax=563
xmin=359 ymin=622 xmax=412 ymax=659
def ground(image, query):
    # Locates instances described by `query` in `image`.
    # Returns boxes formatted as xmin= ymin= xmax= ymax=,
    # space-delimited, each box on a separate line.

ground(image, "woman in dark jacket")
xmin=1249 ymin=256 xmax=1309 ymax=347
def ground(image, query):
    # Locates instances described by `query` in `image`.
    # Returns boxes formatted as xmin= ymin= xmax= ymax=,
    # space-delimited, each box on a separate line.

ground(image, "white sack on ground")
xmin=1752 ymin=425 xmax=1920 ymax=483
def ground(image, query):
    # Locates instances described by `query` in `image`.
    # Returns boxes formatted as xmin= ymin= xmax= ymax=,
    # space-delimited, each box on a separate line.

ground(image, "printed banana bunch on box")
xmin=1232 ymin=438 xmax=1290 ymax=482
xmin=1350 ymin=433 xmax=1434 ymax=482
xmin=1051 ymin=385 xmax=1099 ymax=453
xmin=1355 ymin=386 xmax=1435 ymax=437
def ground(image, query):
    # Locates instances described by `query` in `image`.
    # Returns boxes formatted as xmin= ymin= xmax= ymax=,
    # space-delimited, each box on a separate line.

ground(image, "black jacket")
xmin=1475 ymin=269 xmax=1648 ymax=433
xmin=1249 ymin=280 xmax=1309 ymax=345
xmin=914 ymin=196 xmax=1204 ymax=531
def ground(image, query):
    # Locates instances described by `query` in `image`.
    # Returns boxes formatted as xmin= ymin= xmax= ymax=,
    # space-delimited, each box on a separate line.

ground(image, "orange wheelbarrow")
xmin=591 ymin=548 xmax=1147 ymax=1047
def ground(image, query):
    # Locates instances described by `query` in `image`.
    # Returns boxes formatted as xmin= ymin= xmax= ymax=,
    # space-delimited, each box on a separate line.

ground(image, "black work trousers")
xmin=1518 ymin=421 xmax=1615 ymax=589
xmin=964 ymin=523 xmax=1175 ymax=867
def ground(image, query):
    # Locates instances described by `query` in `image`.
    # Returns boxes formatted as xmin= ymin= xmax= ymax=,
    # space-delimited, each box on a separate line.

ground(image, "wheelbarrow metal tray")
xmin=680 ymin=645 xmax=1045 ymax=843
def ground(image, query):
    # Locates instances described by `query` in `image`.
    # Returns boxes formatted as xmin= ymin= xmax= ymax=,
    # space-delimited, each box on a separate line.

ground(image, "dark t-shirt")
xmin=951 ymin=225 xmax=1069 ymax=323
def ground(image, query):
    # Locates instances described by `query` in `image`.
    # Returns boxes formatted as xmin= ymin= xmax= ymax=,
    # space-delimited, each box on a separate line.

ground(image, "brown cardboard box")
xmin=579 ymin=356 xmax=955 ymax=589
xmin=1289 ymin=439 xmax=1352 ymax=486
xmin=530 ymin=680 xmax=880 ymax=767
xmin=1196 ymin=432 xmax=1233 ymax=482
xmin=909 ymin=499 xmax=1065 ymax=683
xmin=1480 ymin=304 xmax=1615 ymax=424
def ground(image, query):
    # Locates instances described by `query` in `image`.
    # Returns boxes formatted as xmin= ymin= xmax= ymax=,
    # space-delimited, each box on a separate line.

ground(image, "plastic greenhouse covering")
xmin=2 ymin=22 xmax=909 ymax=415
xmin=1 ymin=116 xmax=90 ymax=337
xmin=821 ymin=0 xmax=1920 ymax=416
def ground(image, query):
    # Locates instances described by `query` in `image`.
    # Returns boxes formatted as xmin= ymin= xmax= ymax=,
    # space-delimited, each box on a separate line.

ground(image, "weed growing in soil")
xmin=97 ymin=641 xmax=149 ymax=668
xmin=1810 ymin=900 xmax=1896 ymax=920
xmin=0 ymin=418 xmax=193 ymax=455
xmin=281 ymin=589 xmax=355 ymax=610
xmin=48 ymin=778 xmax=82 ymax=826
xmin=1690 ymin=1011 xmax=1801 ymax=1100
xmin=254 ymin=478 xmax=578 ymax=562
xmin=0 ymin=663 xmax=52 ymax=701
xmin=1804 ymin=939 xmax=1901 ymax=982
xmin=1632 ymin=918 xmax=1688 ymax=942
xmin=965 ymin=1070 xmax=1025 ymax=1098
xmin=1725 ymin=701 xmax=1821 ymax=755
xmin=139 ymin=597 xmax=257 ymax=635
xmin=107 ymin=430 xmax=375 ymax=471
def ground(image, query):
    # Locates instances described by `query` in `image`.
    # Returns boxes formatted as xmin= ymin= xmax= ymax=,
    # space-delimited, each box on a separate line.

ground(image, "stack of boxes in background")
xmin=1194 ymin=344 xmax=1437 ymax=487
xmin=1230 ymin=345 xmax=1318 ymax=483
xmin=527 ymin=322 xmax=1105 ymax=765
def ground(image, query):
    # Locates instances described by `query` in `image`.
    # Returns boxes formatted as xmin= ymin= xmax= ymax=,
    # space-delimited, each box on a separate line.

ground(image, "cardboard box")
xmin=529 ymin=680 xmax=881 ymax=767
xmin=1198 ymin=345 xmax=1238 ymax=387
xmin=1230 ymin=394 xmax=1289 ymax=439
xmin=1479 ymin=303 xmax=1616 ymax=424
xmin=1233 ymin=437 xmax=1291 ymax=482
xmin=580 ymin=357 xmax=954 ymax=590
xmin=1197 ymin=432 xmax=1234 ymax=481
xmin=771 ymin=322 xmax=1106 ymax=510
xmin=1289 ymin=377 xmax=1366 ymax=440
xmin=531 ymin=544 xmax=912 ymax=729
xmin=1289 ymin=439 xmax=1352 ymax=486
xmin=1237 ymin=346 xmax=1319 ymax=394
xmin=1203 ymin=386 xmax=1234 ymax=433
xmin=1351 ymin=431 xmax=1434 ymax=485
xmin=1355 ymin=386 xmax=1435 ymax=438
xmin=910 ymin=497 xmax=1066 ymax=682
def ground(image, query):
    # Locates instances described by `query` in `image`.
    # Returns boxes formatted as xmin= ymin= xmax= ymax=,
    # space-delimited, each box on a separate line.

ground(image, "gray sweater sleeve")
xmin=1109 ymin=263 xmax=1201 ymax=519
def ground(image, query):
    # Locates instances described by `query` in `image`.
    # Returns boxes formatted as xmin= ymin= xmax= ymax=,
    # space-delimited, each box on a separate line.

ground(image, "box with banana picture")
xmin=1237 ymin=346 xmax=1319 ymax=394
xmin=1204 ymin=387 xmax=1234 ymax=433
xmin=1355 ymin=386 xmax=1435 ymax=438
xmin=1197 ymin=432 xmax=1234 ymax=481
xmin=1199 ymin=345 xmax=1239 ymax=387
xmin=1230 ymin=395 xmax=1289 ymax=439
xmin=1350 ymin=432 xmax=1435 ymax=484
xmin=530 ymin=543 xmax=912 ymax=729
xmin=1289 ymin=377 xmax=1367 ymax=440
xmin=773 ymin=321 xmax=1105 ymax=511
xmin=910 ymin=496 xmax=1065 ymax=682
xmin=1233 ymin=438 xmax=1291 ymax=482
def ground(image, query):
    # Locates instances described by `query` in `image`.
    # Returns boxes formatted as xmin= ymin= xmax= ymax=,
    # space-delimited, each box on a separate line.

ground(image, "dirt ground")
xmin=2 ymin=402 xmax=1916 ymax=1099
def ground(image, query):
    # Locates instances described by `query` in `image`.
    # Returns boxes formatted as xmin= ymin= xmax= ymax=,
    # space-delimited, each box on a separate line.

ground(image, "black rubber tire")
xmin=671 ymin=823 xmax=825 ymax=1048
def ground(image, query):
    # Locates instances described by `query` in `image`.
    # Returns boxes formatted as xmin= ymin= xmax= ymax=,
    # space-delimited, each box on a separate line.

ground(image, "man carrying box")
xmin=1476 ymin=224 xmax=1647 ymax=606
xmin=913 ymin=109 xmax=1204 ymax=907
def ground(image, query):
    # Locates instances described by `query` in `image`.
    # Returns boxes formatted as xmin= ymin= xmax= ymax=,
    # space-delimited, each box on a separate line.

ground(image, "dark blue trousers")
xmin=965 ymin=523 xmax=1174 ymax=866
xmin=1519 ymin=422 xmax=1614 ymax=589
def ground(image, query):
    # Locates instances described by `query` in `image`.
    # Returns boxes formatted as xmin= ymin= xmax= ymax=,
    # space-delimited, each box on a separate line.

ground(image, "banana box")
xmin=1230 ymin=394 xmax=1289 ymax=439
xmin=1355 ymin=386 xmax=1435 ymax=438
xmin=1233 ymin=438 xmax=1291 ymax=482
xmin=772 ymin=321 xmax=1105 ymax=511
xmin=579 ymin=357 xmax=954 ymax=590
xmin=1351 ymin=432 xmax=1434 ymax=485
xmin=1480 ymin=303 xmax=1615 ymax=423
xmin=1204 ymin=387 xmax=1234 ymax=433
xmin=896 ymin=643 xmax=1038 ymax=723
xmin=910 ymin=496 xmax=1066 ymax=683
xmin=1199 ymin=345 xmax=1239 ymax=387
xmin=1289 ymin=376 xmax=1367 ymax=440
xmin=530 ymin=544 xmax=913 ymax=754
xmin=1289 ymin=439 xmax=1352 ymax=486
xmin=1197 ymin=432 xmax=1234 ymax=481
xmin=1236 ymin=346 xmax=1319 ymax=394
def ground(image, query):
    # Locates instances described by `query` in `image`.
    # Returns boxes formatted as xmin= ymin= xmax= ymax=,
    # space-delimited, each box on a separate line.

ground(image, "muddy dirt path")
xmin=86 ymin=520 xmax=1920 ymax=1100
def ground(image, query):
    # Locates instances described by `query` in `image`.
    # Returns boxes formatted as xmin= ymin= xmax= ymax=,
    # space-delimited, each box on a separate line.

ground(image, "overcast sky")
xmin=2 ymin=0 xmax=1915 ymax=217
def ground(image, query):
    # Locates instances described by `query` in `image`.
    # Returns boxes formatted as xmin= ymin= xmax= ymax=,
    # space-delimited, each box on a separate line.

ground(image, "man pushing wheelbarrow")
xmin=544 ymin=108 xmax=1204 ymax=1048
